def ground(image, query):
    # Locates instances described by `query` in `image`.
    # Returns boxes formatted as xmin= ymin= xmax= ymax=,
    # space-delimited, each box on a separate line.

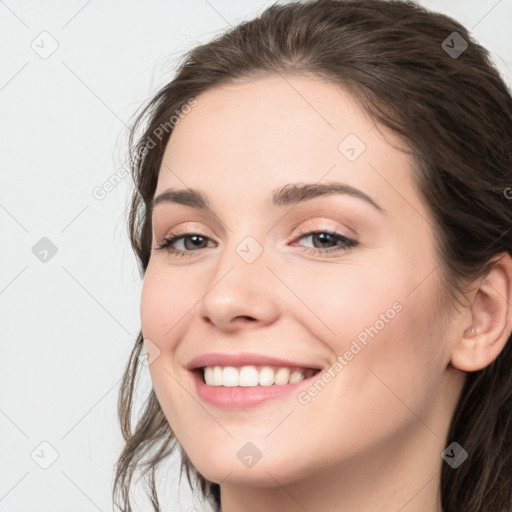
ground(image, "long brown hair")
xmin=112 ymin=1 xmax=512 ymax=510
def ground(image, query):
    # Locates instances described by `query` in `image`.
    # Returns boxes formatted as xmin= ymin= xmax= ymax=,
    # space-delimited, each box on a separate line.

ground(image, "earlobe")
xmin=450 ymin=253 xmax=512 ymax=373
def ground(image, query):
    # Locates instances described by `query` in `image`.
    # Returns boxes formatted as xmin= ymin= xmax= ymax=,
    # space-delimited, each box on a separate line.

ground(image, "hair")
xmin=112 ymin=1 xmax=512 ymax=511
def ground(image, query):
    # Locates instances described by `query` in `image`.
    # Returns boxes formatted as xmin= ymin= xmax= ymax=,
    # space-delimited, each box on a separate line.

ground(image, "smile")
xmin=202 ymin=365 xmax=320 ymax=386
xmin=186 ymin=352 xmax=325 ymax=408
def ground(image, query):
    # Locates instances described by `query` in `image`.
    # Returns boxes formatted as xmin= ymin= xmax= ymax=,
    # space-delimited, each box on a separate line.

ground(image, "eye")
xmin=154 ymin=227 xmax=358 ymax=258
xmin=290 ymin=227 xmax=358 ymax=256
xmin=155 ymin=230 xmax=215 ymax=258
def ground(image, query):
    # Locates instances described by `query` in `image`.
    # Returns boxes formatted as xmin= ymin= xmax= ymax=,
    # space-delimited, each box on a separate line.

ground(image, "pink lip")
xmin=186 ymin=352 xmax=323 ymax=409
xmin=186 ymin=351 xmax=321 ymax=371
xmin=189 ymin=369 xmax=318 ymax=409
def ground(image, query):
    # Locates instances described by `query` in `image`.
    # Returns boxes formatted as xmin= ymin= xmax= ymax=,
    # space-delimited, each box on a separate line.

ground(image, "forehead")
xmin=163 ymin=73 xmax=378 ymax=165
xmin=155 ymin=73 xmax=419 ymax=217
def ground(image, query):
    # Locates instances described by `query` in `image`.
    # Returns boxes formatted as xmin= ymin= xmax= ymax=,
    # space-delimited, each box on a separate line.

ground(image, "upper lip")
xmin=186 ymin=352 xmax=324 ymax=371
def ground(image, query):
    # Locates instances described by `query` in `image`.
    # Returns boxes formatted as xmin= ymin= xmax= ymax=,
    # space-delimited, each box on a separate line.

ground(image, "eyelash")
xmin=154 ymin=227 xmax=358 ymax=258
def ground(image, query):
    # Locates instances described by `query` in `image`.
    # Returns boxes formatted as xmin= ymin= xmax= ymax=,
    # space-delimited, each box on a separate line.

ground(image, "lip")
xmin=189 ymin=368 xmax=320 ymax=409
xmin=186 ymin=351 xmax=324 ymax=409
xmin=186 ymin=351 xmax=323 ymax=371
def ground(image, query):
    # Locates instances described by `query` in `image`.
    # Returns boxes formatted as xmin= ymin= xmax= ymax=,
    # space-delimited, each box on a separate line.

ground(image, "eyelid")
xmin=289 ymin=225 xmax=358 ymax=250
xmin=156 ymin=220 xmax=354 ymax=243
xmin=288 ymin=218 xmax=358 ymax=240
xmin=154 ymin=222 xmax=213 ymax=241
xmin=152 ymin=205 xmax=360 ymax=236
xmin=154 ymin=222 xmax=359 ymax=261
xmin=152 ymin=213 xmax=227 ymax=241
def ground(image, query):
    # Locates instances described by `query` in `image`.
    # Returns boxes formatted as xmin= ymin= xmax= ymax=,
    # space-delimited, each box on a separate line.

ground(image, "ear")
xmin=450 ymin=252 xmax=512 ymax=372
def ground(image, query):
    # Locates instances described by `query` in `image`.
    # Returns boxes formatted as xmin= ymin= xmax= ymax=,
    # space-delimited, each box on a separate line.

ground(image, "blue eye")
xmin=156 ymin=231 xmax=213 ymax=257
xmin=291 ymin=228 xmax=358 ymax=256
xmin=155 ymin=228 xmax=358 ymax=258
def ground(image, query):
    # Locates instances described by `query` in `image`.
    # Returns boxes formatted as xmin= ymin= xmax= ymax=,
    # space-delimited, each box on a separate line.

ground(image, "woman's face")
xmin=140 ymin=74 xmax=463 ymax=488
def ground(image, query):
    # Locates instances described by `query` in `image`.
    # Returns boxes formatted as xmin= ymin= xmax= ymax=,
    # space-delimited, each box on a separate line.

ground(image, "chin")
xmin=182 ymin=441 xmax=316 ymax=489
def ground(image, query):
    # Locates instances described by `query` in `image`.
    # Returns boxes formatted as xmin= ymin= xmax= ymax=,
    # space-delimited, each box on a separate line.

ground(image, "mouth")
xmin=189 ymin=364 xmax=323 ymax=409
xmin=186 ymin=352 xmax=326 ymax=408
xmin=196 ymin=365 xmax=322 ymax=387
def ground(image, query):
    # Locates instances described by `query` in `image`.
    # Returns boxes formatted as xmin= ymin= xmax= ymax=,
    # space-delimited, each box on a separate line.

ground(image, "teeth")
xmin=238 ymin=366 xmax=259 ymax=387
xmin=274 ymin=367 xmax=291 ymax=385
xmin=257 ymin=366 xmax=274 ymax=386
xmin=290 ymin=369 xmax=306 ymax=383
xmin=222 ymin=366 xmax=239 ymax=387
xmin=202 ymin=365 xmax=318 ymax=386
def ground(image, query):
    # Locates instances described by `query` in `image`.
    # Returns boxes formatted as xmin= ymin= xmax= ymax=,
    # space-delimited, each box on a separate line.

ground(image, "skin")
xmin=140 ymin=73 xmax=512 ymax=512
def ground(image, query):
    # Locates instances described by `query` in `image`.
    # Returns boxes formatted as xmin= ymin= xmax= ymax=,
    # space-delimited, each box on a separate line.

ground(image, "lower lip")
xmin=191 ymin=369 xmax=317 ymax=409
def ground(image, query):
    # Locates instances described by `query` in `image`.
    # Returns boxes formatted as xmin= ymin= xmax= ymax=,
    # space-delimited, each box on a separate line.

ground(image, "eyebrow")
xmin=152 ymin=182 xmax=385 ymax=213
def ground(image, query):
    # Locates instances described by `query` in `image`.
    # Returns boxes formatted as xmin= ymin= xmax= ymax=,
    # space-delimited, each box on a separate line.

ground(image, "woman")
xmin=113 ymin=1 xmax=512 ymax=511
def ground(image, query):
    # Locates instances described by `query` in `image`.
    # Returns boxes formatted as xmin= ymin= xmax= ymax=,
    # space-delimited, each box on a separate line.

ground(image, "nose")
xmin=197 ymin=238 xmax=282 ymax=332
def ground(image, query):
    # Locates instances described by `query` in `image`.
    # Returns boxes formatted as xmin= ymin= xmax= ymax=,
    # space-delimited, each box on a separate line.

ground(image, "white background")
xmin=1 ymin=1 xmax=511 ymax=511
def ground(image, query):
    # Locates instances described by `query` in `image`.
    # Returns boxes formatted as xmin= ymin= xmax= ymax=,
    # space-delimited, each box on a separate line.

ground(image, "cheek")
xmin=331 ymin=272 xmax=446 ymax=429
xmin=283 ymin=261 xmax=409 ymax=350
xmin=139 ymin=267 xmax=193 ymax=435
xmin=139 ymin=264 xmax=193 ymax=349
xmin=288 ymin=258 xmax=445 ymax=406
